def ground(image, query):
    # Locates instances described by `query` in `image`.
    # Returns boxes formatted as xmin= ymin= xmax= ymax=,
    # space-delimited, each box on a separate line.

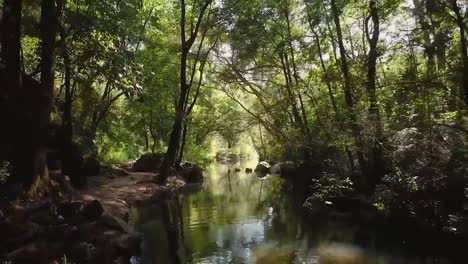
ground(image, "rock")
xmin=84 ymin=156 xmax=101 ymax=176
xmin=46 ymin=224 xmax=78 ymax=241
xmin=245 ymin=168 xmax=253 ymax=174
xmin=276 ymin=160 xmax=322 ymax=184
xmin=132 ymin=153 xmax=164 ymax=173
xmin=445 ymin=149 xmax=467 ymax=212
xmin=0 ymin=221 xmax=41 ymax=253
xmin=29 ymin=210 xmax=59 ymax=225
xmin=4 ymin=240 xmax=49 ymax=264
xmin=234 ymin=168 xmax=241 ymax=172
xmin=254 ymin=161 xmax=271 ymax=177
xmin=57 ymin=201 xmax=84 ymax=219
xmin=62 ymin=142 xmax=88 ymax=188
xmin=69 ymin=242 xmax=95 ymax=263
xmin=178 ymin=162 xmax=204 ymax=183
xmin=98 ymin=214 xmax=133 ymax=233
xmin=92 ymin=232 xmax=142 ymax=264
xmin=110 ymin=233 xmax=142 ymax=259
xmin=82 ymin=200 xmax=104 ymax=221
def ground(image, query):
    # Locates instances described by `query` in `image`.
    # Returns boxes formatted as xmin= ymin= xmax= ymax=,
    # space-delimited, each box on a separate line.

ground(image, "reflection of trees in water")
xmin=131 ymin=198 xmax=187 ymax=264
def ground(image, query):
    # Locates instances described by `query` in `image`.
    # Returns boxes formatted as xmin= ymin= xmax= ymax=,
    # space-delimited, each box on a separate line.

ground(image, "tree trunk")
xmin=365 ymin=0 xmax=384 ymax=191
xmin=451 ymin=0 xmax=468 ymax=107
xmin=160 ymin=0 xmax=211 ymax=181
xmin=331 ymin=0 xmax=367 ymax=179
xmin=0 ymin=0 xmax=22 ymax=97
xmin=61 ymin=46 xmax=73 ymax=146
xmin=0 ymin=0 xmax=22 ymax=179
xmin=177 ymin=121 xmax=189 ymax=164
xmin=413 ymin=0 xmax=436 ymax=74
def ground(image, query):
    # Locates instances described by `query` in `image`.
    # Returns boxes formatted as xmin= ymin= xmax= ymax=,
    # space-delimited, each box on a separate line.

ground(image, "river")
xmin=130 ymin=159 xmax=462 ymax=264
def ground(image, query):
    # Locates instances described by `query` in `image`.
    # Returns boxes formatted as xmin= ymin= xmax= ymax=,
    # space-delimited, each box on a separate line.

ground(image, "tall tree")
xmin=449 ymin=0 xmax=468 ymax=107
xmin=365 ymin=0 xmax=384 ymax=189
xmin=159 ymin=0 xmax=212 ymax=181
xmin=330 ymin=0 xmax=367 ymax=180
xmin=0 ymin=0 xmax=23 ymax=186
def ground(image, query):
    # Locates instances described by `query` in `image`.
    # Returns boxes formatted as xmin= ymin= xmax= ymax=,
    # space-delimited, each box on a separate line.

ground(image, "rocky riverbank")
xmin=0 ymin=165 xmax=193 ymax=263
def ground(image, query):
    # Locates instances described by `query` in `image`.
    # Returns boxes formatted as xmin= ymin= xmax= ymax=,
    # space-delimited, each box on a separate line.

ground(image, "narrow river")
xmin=131 ymin=159 xmax=460 ymax=264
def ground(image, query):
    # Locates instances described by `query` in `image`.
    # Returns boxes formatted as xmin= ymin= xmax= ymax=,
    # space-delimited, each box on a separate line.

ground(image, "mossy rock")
xmin=132 ymin=153 xmax=164 ymax=173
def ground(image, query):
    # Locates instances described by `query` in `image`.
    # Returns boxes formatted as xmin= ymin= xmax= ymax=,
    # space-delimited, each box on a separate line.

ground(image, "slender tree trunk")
xmin=62 ymin=46 xmax=73 ymax=145
xmin=451 ymin=0 xmax=468 ymax=107
xmin=160 ymin=0 xmax=211 ymax=181
xmin=331 ymin=0 xmax=367 ymax=179
xmin=413 ymin=0 xmax=436 ymax=74
xmin=159 ymin=50 xmax=189 ymax=181
xmin=366 ymin=0 xmax=384 ymax=191
xmin=312 ymin=29 xmax=355 ymax=170
xmin=177 ymin=121 xmax=189 ymax=164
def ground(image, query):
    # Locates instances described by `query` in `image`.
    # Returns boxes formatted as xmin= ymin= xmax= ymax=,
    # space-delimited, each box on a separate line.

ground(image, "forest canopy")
xmin=0 ymin=0 xmax=467 ymax=197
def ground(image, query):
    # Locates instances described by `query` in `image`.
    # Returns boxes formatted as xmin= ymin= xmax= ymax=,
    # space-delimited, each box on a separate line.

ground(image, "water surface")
xmin=132 ymin=160 xmax=460 ymax=264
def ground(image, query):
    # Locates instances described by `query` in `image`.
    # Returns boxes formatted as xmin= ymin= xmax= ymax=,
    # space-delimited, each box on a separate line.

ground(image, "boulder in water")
xmin=178 ymin=162 xmax=204 ymax=183
xmin=254 ymin=161 xmax=271 ymax=177
xmin=276 ymin=160 xmax=321 ymax=184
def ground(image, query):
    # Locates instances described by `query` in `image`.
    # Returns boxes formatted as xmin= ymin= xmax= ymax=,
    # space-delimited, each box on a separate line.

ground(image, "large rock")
xmin=4 ymin=240 xmax=50 ymax=263
xmin=132 ymin=153 xmax=164 ymax=173
xmin=98 ymin=214 xmax=133 ymax=233
xmin=69 ymin=242 xmax=95 ymax=263
xmin=84 ymin=156 xmax=101 ymax=176
xmin=178 ymin=162 xmax=204 ymax=183
xmin=57 ymin=201 xmax=85 ymax=219
xmin=62 ymin=143 xmax=88 ymax=188
xmin=254 ymin=161 xmax=271 ymax=177
xmin=276 ymin=160 xmax=322 ymax=184
xmin=82 ymin=200 xmax=104 ymax=221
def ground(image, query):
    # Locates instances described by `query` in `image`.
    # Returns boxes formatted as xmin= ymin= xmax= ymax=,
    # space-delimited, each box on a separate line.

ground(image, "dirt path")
xmin=74 ymin=171 xmax=185 ymax=218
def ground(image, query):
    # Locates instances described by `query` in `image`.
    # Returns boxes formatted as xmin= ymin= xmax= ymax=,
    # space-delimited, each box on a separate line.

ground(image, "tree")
xmin=159 ymin=0 xmax=213 ymax=181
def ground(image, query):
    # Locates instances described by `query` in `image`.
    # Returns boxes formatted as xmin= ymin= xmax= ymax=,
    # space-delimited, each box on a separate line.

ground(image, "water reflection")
xmin=132 ymin=160 xmax=460 ymax=264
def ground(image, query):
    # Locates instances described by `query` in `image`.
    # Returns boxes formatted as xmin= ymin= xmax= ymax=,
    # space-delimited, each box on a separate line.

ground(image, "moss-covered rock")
xmin=132 ymin=153 xmax=164 ymax=173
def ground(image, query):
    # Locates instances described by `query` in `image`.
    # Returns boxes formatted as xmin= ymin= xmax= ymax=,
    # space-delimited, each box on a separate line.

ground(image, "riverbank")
xmin=0 ymin=168 xmax=190 ymax=263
